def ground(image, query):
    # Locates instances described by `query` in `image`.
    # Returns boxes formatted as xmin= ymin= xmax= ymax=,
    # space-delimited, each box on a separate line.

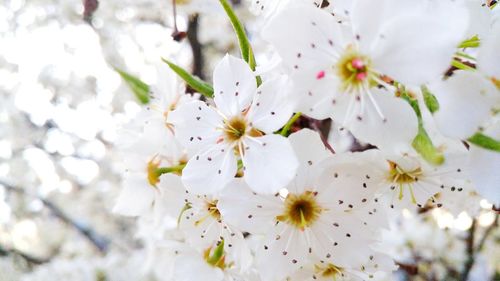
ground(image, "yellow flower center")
xmin=314 ymin=263 xmax=344 ymax=279
xmin=336 ymin=47 xmax=374 ymax=92
xmin=387 ymin=161 xmax=423 ymax=203
xmin=491 ymin=77 xmax=500 ymax=90
xmin=146 ymin=158 xmax=161 ymax=187
xmin=195 ymin=199 xmax=221 ymax=226
xmin=277 ymin=191 xmax=323 ymax=230
xmin=223 ymin=116 xmax=247 ymax=142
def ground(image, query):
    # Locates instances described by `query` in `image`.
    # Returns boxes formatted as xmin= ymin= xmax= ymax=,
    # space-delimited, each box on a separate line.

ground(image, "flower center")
xmin=336 ymin=48 xmax=374 ymax=92
xmin=146 ymin=158 xmax=161 ymax=186
xmin=492 ymin=77 xmax=500 ymax=90
xmin=207 ymin=200 xmax=221 ymax=220
xmin=277 ymin=191 xmax=322 ymax=230
xmin=314 ymin=263 xmax=344 ymax=279
xmin=223 ymin=116 xmax=247 ymax=142
xmin=387 ymin=161 xmax=423 ymax=203
xmin=387 ymin=161 xmax=423 ymax=184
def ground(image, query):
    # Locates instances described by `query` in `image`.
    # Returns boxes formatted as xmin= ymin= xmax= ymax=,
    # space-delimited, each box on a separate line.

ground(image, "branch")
xmin=0 ymin=180 xmax=109 ymax=253
xmin=460 ymin=219 xmax=476 ymax=281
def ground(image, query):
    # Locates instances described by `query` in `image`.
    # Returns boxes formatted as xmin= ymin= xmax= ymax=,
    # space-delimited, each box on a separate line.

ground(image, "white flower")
xmin=218 ymin=129 xmax=386 ymax=281
xmin=178 ymin=191 xmax=253 ymax=271
xmin=169 ymin=54 xmax=298 ymax=194
xmin=428 ymin=23 xmax=500 ymax=140
xmin=357 ymin=149 xmax=471 ymax=210
xmin=285 ymin=252 xmax=395 ymax=281
xmin=468 ymin=121 xmax=500 ymax=206
xmin=113 ymin=119 xmax=185 ymax=217
xmin=262 ymin=0 xmax=469 ymax=151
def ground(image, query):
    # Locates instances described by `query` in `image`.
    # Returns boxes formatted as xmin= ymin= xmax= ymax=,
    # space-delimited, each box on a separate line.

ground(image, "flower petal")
xmin=262 ymin=4 xmax=345 ymax=74
xmin=181 ymin=143 xmax=237 ymax=194
xmin=168 ymin=100 xmax=223 ymax=152
xmin=218 ymin=179 xmax=283 ymax=234
xmin=429 ymin=71 xmax=498 ymax=139
xmin=370 ymin=1 xmax=468 ymax=85
xmin=477 ymin=24 xmax=500 ymax=79
xmin=287 ymin=129 xmax=331 ymax=193
xmin=242 ymin=134 xmax=299 ymax=194
xmin=113 ymin=173 xmax=155 ymax=217
xmin=345 ymin=89 xmax=418 ymax=154
xmin=247 ymin=76 xmax=294 ymax=134
xmin=213 ymin=54 xmax=257 ymax=117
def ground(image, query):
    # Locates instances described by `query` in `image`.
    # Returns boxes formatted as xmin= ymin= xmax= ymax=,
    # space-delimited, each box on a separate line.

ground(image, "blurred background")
xmin=0 ymin=0 xmax=498 ymax=280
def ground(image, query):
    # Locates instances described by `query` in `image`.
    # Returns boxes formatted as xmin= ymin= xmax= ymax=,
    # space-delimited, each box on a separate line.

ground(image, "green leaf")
xmin=458 ymin=35 xmax=480 ymax=49
xmin=421 ymin=86 xmax=440 ymax=114
xmin=162 ymin=58 xmax=214 ymax=98
xmin=399 ymin=88 xmax=445 ymax=165
xmin=468 ymin=133 xmax=500 ymax=152
xmin=115 ymin=68 xmax=150 ymax=104
xmin=219 ymin=0 xmax=261 ymax=85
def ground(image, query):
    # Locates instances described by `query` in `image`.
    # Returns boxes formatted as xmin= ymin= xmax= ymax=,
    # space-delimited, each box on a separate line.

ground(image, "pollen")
xmin=387 ymin=161 xmax=424 ymax=204
xmin=336 ymin=47 xmax=373 ymax=92
xmin=277 ymin=191 xmax=323 ymax=230
xmin=223 ymin=116 xmax=247 ymax=142
xmin=146 ymin=158 xmax=161 ymax=187
xmin=314 ymin=263 xmax=344 ymax=278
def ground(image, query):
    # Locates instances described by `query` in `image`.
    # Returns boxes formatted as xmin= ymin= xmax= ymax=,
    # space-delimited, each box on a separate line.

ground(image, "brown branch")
xmin=460 ymin=219 xmax=477 ymax=281
xmin=0 ymin=180 xmax=109 ymax=254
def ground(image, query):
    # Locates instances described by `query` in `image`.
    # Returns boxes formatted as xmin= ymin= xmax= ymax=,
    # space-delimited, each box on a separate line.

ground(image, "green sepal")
xmin=451 ymin=59 xmax=475 ymax=71
xmin=458 ymin=35 xmax=480 ymax=49
xmin=279 ymin=112 xmax=302 ymax=136
xmin=421 ymin=86 xmax=440 ymax=114
xmin=399 ymin=88 xmax=445 ymax=165
xmin=115 ymin=68 xmax=150 ymax=104
xmin=468 ymin=133 xmax=500 ymax=152
xmin=177 ymin=202 xmax=192 ymax=226
xmin=155 ymin=163 xmax=186 ymax=177
xmin=207 ymin=240 xmax=225 ymax=266
xmin=162 ymin=58 xmax=214 ymax=98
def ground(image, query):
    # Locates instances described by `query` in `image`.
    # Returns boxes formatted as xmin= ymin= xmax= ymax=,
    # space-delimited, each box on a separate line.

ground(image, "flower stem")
xmin=155 ymin=163 xmax=186 ymax=176
xmin=280 ymin=112 xmax=302 ymax=136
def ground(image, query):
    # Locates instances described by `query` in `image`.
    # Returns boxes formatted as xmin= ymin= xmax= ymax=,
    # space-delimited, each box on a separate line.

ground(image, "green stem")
xmin=156 ymin=163 xmax=186 ymax=176
xmin=280 ymin=112 xmax=302 ymax=136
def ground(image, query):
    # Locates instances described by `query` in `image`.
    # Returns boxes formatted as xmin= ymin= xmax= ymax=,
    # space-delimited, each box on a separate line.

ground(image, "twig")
xmin=476 ymin=213 xmax=499 ymax=252
xmin=0 ymin=180 xmax=109 ymax=253
xmin=460 ymin=219 xmax=476 ymax=281
xmin=186 ymin=14 xmax=204 ymax=80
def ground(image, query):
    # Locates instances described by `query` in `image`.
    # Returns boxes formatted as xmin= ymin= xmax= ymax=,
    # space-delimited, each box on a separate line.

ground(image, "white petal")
xmin=182 ymin=144 xmax=237 ymax=194
xmin=242 ymin=134 xmax=299 ymax=194
xmin=262 ymin=4 xmax=345 ymax=73
xmin=174 ymin=254 xmax=224 ymax=281
xmin=468 ymin=123 xmax=500 ymax=206
xmin=477 ymin=24 xmax=500 ymax=79
xmin=154 ymin=174 xmax=187 ymax=228
xmin=287 ymin=129 xmax=331 ymax=192
xmin=291 ymin=74 xmax=341 ymax=120
xmin=370 ymin=2 xmax=469 ymax=85
xmin=213 ymin=54 xmax=257 ymax=117
xmin=346 ymin=90 xmax=418 ymax=154
xmin=247 ymin=76 xmax=294 ymax=134
xmin=429 ymin=71 xmax=498 ymax=139
xmin=168 ymin=100 xmax=223 ymax=152
xmin=317 ymin=153 xmax=383 ymax=212
xmin=113 ymin=173 xmax=155 ymax=217
xmin=218 ymin=179 xmax=283 ymax=234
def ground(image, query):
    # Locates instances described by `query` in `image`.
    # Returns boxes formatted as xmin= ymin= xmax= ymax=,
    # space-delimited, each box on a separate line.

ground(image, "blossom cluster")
xmin=114 ymin=0 xmax=500 ymax=280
